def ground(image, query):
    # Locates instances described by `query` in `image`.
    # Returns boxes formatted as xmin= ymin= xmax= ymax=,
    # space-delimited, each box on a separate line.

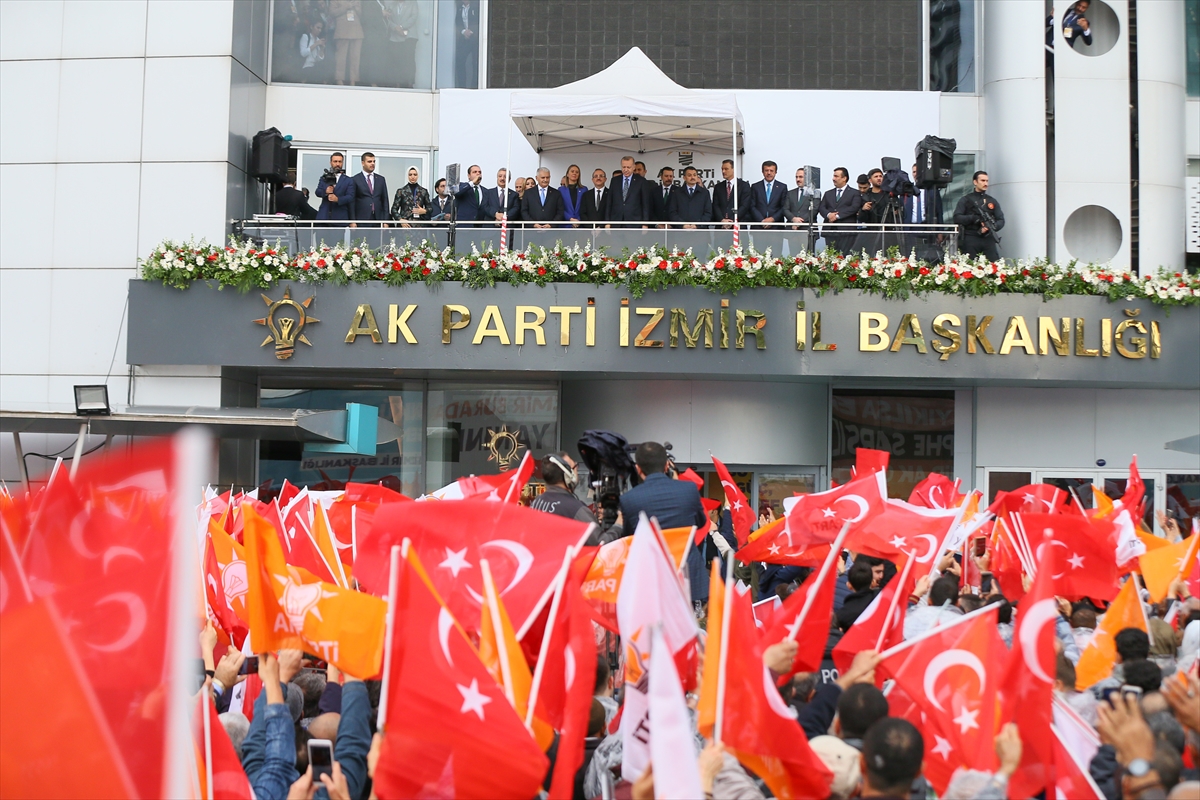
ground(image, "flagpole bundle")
xmin=480 ymin=558 xmax=517 ymax=707
xmin=874 ymin=550 xmax=916 ymax=652
xmin=876 ymin=602 xmax=998 ymax=662
xmin=376 ymin=542 xmax=404 ymax=731
xmin=785 ymin=520 xmax=852 ymax=643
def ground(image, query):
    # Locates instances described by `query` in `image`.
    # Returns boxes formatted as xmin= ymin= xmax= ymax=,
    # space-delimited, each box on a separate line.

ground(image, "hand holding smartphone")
xmin=308 ymin=739 xmax=334 ymax=783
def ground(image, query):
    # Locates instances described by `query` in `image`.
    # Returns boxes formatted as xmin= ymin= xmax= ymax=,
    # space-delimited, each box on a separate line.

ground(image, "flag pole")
xmin=874 ymin=550 xmax=916 ymax=652
xmin=376 ymin=541 xmax=405 ymax=732
xmin=481 ymin=558 xmax=518 ymax=709
xmin=202 ymin=695 xmax=214 ymax=800
xmin=713 ymin=553 xmax=734 ymax=745
xmin=1131 ymin=573 xmax=1154 ymax=648
xmin=526 ymin=546 xmax=575 ymax=728
xmin=1009 ymin=515 xmax=1038 ymax=576
xmin=785 ymin=520 xmax=852 ymax=643
xmin=876 ymin=602 xmax=998 ymax=662
xmin=503 ymin=452 xmax=531 ymax=504
xmin=321 ymin=505 xmax=350 ymax=589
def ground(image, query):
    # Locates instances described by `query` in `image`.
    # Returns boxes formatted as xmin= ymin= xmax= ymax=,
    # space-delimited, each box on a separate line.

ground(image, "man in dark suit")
xmin=668 ymin=166 xmax=712 ymax=226
xmin=903 ymin=163 xmax=944 ymax=225
xmin=749 ymin=160 xmax=787 ymax=224
xmin=579 ymin=168 xmax=610 ymax=222
xmin=350 ymin=152 xmax=389 ymax=224
xmin=275 ymin=171 xmax=316 ymax=219
xmin=483 ymin=168 xmax=521 ymax=221
xmin=521 ymin=168 xmax=565 ymax=227
xmin=454 ymin=0 xmax=479 ymax=88
xmin=711 ymin=158 xmax=751 ymax=225
xmin=452 ymin=164 xmax=488 ymax=223
xmin=609 ymin=156 xmax=650 ymax=224
xmin=616 ymin=442 xmax=706 ymax=538
xmin=782 ymin=167 xmax=819 ymax=226
xmin=649 ymin=166 xmax=677 ymax=223
xmin=315 ymin=152 xmax=355 ymax=221
xmin=818 ymin=167 xmax=864 ymax=252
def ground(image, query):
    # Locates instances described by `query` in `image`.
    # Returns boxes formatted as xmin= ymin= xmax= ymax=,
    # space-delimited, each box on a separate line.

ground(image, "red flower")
xmin=658 ymin=260 xmax=668 ymax=270
xmin=490 ymin=259 xmax=497 ymax=268
xmin=962 ymin=271 xmax=973 ymax=279
xmin=849 ymin=274 xmax=858 ymax=282
xmin=469 ymin=259 xmax=477 ymax=267
xmin=207 ymin=254 xmax=218 ymax=261
xmin=894 ymin=268 xmax=902 ymax=277
xmin=1022 ymin=269 xmax=1030 ymax=276
xmin=672 ymin=261 xmax=680 ymax=269
xmin=867 ymin=268 xmax=875 ymax=277
xmin=749 ymin=257 xmax=758 ymax=264
xmin=512 ymin=266 xmax=521 ymax=272
xmin=1041 ymin=272 xmax=1048 ymax=280
xmin=715 ymin=258 xmax=725 ymax=270
xmin=421 ymin=267 xmax=431 ymax=275
xmin=393 ymin=264 xmax=402 ymax=271
xmin=302 ymin=264 xmax=310 ymax=270
xmin=537 ymin=267 xmax=547 ymax=276
xmin=919 ymin=267 xmax=929 ymax=275
xmin=316 ymin=259 xmax=327 ymax=268
xmin=735 ymin=257 xmax=744 ymax=268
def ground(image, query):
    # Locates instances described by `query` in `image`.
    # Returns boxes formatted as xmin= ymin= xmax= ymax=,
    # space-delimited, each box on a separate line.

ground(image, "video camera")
xmin=879 ymin=157 xmax=915 ymax=199
xmin=321 ymin=167 xmax=342 ymax=187
xmin=577 ymin=430 xmax=638 ymax=531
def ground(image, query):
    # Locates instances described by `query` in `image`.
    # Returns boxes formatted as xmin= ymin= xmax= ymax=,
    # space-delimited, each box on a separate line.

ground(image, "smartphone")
xmin=238 ymin=656 xmax=259 ymax=675
xmin=980 ymin=572 xmax=994 ymax=594
xmin=307 ymin=739 xmax=334 ymax=782
xmin=973 ymin=536 xmax=988 ymax=558
xmin=1121 ymin=684 xmax=1144 ymax=702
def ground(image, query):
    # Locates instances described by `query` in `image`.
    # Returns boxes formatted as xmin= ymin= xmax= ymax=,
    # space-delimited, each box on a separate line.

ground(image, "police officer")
xmin=529 ymin=453 xmax=598 ymax=526
xmin=953 ymin=170 xmax=1005 ymax=261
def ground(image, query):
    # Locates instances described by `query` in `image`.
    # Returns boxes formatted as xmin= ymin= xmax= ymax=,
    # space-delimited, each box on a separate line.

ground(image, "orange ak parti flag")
xmin=243 ymin=505 xmax=385 ymax=678
xmin=1074 ymin=577 xmax=1148 ymax=690
xmin=697 ymin=560 xmax=726 ymax=740
xmin=1139 ymin=534 xmax=1200 ymax=603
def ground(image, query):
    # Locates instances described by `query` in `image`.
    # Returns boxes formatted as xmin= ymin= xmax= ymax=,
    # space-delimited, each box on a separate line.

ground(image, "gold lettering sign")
xmin=472 ymin=305 xmax=511 ymax=344
xmin=548 ymin=306 xmax=580 ymax=346
xmin=634 ymin=308 xmax=665 ymax=347
xmin=1114 ymin=319 xmax=1147 ymax=359
xmin=860 ymin=312 xmax=890 ymax=351
xmin=255 ymin=286 xmax=318 ymax=359
xmin=345 ymin=303 xmax=382 ymax=343
xmin=998 ymin=315 xmax=1035 ymax=355
xmin=931 ymin=314 xmax=961 ymax=361
xmin=811 ymin=311 xmax=835 ymax=351
xmin=586 ymin=299 xmax=596 ymax=347
xmin=736 ymin=310 xmax=766 ymax=350
xmin=1038 ymin=317 xmax=1069 ymax=356
xmin=719 ymin=299 xmax=730 ymax=349
xmin=1074 ymin=317 xmax=1099 ymax=357
xmin=966 ymin=315 xmax=995 ymax=355
xmin=890 ymin=313 xmax=927 ymax=354
xmin=442 ymin=304 xmax=470 ymax=344
xmin=515 ymin=305 xmax=547 ymax=346
xmin=388 ymin=304 xmax=418 ymax=344
xmin=670 ymin=308 xmax=714 ymax=348
xmin=619 ymin=298 xmax=630 ymax=347
xmin=796 ymin=302 xmax=806 ymax=351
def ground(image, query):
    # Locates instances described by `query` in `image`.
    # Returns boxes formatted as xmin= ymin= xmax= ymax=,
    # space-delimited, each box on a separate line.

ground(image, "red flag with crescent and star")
xmin=782 ymin=469 xmax=889 ymax=551
xmin=847 ymin=499 xmax=960 ymax=582
xmin=1017 ymin=513 xmax=1121 ymax=601
xmin=712 ymin=456 xmax=755 ymax=547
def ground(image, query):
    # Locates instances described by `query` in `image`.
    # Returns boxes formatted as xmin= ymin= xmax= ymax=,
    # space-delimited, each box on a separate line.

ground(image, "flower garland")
xmin=139 ymin=238 xmax=1200 ymax=307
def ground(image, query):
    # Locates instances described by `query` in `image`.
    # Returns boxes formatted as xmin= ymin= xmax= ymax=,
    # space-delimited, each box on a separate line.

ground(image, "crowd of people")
xmin=277 ymin=151 xmax=1007 ymax=260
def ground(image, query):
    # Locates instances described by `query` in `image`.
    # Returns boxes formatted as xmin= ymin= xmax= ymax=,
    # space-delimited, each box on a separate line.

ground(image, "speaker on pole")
xmin=914 ymin=135 xmax=956 ymax=189
xmin=251 ymin=128 xmax=290 ymax=184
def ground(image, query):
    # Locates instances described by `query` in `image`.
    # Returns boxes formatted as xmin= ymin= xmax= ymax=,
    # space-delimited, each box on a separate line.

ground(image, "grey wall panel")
xmin=561 ymin=379 xmax=827 ymax=467
xmin=1093 ymin=389 xmax=1200 ymax=471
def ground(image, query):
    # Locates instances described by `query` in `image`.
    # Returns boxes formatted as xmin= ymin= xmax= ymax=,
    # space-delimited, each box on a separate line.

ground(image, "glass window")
xmin=1103 ymin=477 xmax=1155 ymax=529
xmin=1167 ymin=473 xmax=1200 ymax=525
xmin=831 ymin=390 xmax=955 ymax=500
xmin=258 ymin=386 xmax=425 ymax=496
xmin=930 ymin=0 xmax=976 ymax=92
xmin=987 ymin=471 xmax=1032 ymax=505
xmin=425 ymin=384 xmax=558 ymax=491
xmin=941 ymin=153 xmax=978 ymax=227
xmin=436 ymin=0 xmax=480 ymax=88
xmin=297 ymin=149 xmax=431 ymax=211
xmin=271 ymin=0 xmax=435 ymax=90
xmin=1185 ymin=0 xmax=1198 ymax=96
xmin=757 ymin=473 xmax=817 ymax=518
xmin=1041 ymin=477 xmax=1093 ymax=509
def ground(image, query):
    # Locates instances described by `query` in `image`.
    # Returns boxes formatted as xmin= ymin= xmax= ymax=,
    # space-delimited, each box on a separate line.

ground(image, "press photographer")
xmin=954 ymin=170 xmax=1005 ymax=260
xmin=315 ymin=152 xmax=356 ymax=222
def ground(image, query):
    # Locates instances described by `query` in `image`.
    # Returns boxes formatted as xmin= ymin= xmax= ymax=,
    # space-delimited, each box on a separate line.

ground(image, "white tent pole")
xmin=731 ymin=117 xmax=740 ymax=249
xmin=502 ymin=110 xmax=513 ymax=256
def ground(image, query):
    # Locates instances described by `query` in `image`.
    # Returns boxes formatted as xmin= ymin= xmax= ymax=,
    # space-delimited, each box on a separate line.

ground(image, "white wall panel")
xmin=976 ymin=387 xmax=1098 ymax=468
xmin=47 ymin=269 xmax=133 ymax=376
xmin=0 ymin=1 xmax=65 ymax=61
xmin=56 ymin=59 xmax=145 ymax=163
xmin=1093 ymin=389 xmax=1200 ymax=471
xmin=142 ymin=57 xmax=231 ymax=162
xmin=53 ymin=162 xmax=141 ymax=268
xmin=61 ymin=0 xmax=147 ymax=59
xmin=0 ymin=60 xmax=61 ymax=164
xmin=0 ymin=375 xmax=50 ymax=409
xmin=939 ymin=94 xmax=982 ymax=154
xmin=137 ymin=161 xmax=228 ymax=253
xmin=0 ymin=270 xmax=52 ymax=375
xmin=131 ymin=375 xmax=223 ymax=406
xmin=0 ymin=164 xmax=55 ymax=269
xmin=266 ymin=85 xmax=437 ymax=150
xmin=145 ymin=0 xmax=234 ymax=58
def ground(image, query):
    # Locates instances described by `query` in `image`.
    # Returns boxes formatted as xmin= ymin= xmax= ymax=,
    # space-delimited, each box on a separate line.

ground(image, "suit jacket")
xmin=749 ymin=179 xmax=787 ymax=223
xmin=579 ymin=187 xmax=611 ymax=222
xmin=818 ymin=186 xmax=863 ymax=224
xmin=275 ymin=186 xmax=316 ymax=219
xmin=456 ymin=0 xmax=479 ymax=36
xmin=559 ymin=185 xmax=587 ymax=220
xmin=391 ymin=182 xmax=432 ymax=221
xmin=453 ymin=181 xmax=489 ymax=221
xmin=667 ymin=184 xmax=712 ymax=223
xmin=648 ymin=183 xmax=676 ymax=222
xmin=315 ymin=173 xmax=356 ymax=221
xmin=617 ymin=473 xmax=707 ymax=537
xmin=430 ymin=193 xmax=453 ymax=220
xmin=782 ymin=188 xmax=819 ymax=223
xmin=608 ymin=174 xmax=650 ymax=222
xmin=482 ymin=186 xmax=521 ymax=221
xmin=902 ymin=187 xmax=944 ymax=225
xmin=521 ymin=185 xmax=565 ymax=222
xmin=711 ymin=177 xmax=752 ymax=222
xmin=351 ymin=171 xmax=389 ymax=221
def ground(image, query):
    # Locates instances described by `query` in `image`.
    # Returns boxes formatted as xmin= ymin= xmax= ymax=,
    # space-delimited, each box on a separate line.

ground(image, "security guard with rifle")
xmin=953 ymin=170 xmax=1005 ymax=261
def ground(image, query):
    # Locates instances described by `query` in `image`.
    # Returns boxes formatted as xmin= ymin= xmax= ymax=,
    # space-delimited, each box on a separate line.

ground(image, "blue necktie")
xmin=765 ymin=183 xmax=772 ymax=203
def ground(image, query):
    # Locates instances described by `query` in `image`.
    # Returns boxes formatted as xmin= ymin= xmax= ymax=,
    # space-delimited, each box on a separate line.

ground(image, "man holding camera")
xmin=315 ymin=152 xmax=356 ymax=222
xmin=954 ymin=170 xmax=1005 ymax=261
xmin=530 ymin=453 xmax=597 ymax=526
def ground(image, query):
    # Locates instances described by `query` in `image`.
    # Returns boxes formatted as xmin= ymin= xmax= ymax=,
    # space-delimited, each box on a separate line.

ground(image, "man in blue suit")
xmin=350 ymin=152 xmax=389 ymax=224
xmin=452 ymin=164 xmax=488 ymax=223
xmin=315 ymin=152 xmax=356 ymax=221
xmin=749 ymin=160 xmax=787 ymax=224
xmin=617 ymin=442 xmax=707 ymax=538
xmin=667 ymin=166 xmax=712 ymax=226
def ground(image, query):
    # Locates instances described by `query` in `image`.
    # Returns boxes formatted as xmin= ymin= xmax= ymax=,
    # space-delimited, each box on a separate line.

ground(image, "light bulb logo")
xmin=254 ymin=286 xmax=318 ymax=360
xmin=484 ymin=425 xmax=524 ymax=471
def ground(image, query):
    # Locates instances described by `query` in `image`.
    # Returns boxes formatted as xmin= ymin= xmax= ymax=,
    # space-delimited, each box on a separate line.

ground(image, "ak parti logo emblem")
xmin=255 ymin=286 xmax=318 ymax=360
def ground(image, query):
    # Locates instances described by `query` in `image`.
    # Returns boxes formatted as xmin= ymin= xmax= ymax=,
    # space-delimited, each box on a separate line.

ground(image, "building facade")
xmin=2 ymin=0 xmax=1198 ymax=529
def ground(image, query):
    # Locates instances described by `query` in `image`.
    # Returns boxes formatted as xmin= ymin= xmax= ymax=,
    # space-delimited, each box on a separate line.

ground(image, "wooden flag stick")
xmin=785 ymin=521 xmax=852 ymax=643
xmin=874 ymin=550 xmax=916 ymax=652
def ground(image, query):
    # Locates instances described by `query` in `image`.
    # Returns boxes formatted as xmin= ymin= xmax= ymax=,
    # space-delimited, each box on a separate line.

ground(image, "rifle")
xmin=971 ymin=195 xmax=1002 ymax=244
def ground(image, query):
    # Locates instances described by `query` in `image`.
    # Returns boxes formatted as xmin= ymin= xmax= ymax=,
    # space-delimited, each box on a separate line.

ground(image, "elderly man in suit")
xmin=711 ymin=158 xmax=751 ymax=225
xmin=749 ymin=160 xmax=787 ymax=225
xmin=350 ymin=152 xmax=389 ymax=226
xmin=667 ymin=166 xmax=712 ymax=227
xmin=485 ymin=168 xmax=521 ymax=222
xmin=783 ymin=167 xmax=819 ymax=226
xmin=580 ymin=168 xmax=610 ymax=223
xmin=609 ymin=156 xmax=650 ymax=224
xmin=818 ymin=167 xmax=864 ymax=253
xmin=521 ymin=167 xmax=565 ymax=227
xmin=315 ymin=152 xmax=356 ymax=222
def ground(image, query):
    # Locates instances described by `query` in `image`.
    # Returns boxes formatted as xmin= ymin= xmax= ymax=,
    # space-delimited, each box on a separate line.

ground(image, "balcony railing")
xmin=233 ymin=218 xmax=961 ymax=259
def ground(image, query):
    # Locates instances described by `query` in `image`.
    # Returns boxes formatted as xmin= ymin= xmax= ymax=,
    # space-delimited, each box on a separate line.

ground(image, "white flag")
xmin=648 ymin=626 xmax=702 ymax=800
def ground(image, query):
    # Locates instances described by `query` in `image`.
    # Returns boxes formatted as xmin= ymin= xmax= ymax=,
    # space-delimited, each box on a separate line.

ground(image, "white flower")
xmin=195 ymin=256 xmax=204 ymax=266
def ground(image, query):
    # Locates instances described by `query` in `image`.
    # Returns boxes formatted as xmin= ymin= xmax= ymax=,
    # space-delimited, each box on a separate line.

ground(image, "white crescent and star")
xmin=437 ymin=607 xmax=457 ymax=669
xmin=86 ymin=592 xmax=147 ymax=652
xmin=1035 ymin=540 xmax=1070 ymax=580
xmin=438 ymin=547 xmax=472 ymax=577
xmin=832 ymin=495 xmax=870 ymax=523
xmin=913 ymin=534 xmax=940 ymax=564
xmin=68 ymin=521 xmax=99 ymax=560
xmin=465 ymin=540 xmax=535 ymax=604
xmin=1019 ymin=598 xmax=1059 ymax=684
xmin=564 ymin=646 xmax=577 ymax=691
xmin=457 ymin=678 xmax=492 ymax=719
xmin=923 ymin=649 xmax=988 ymax=713
xmin=101 ymin=546 xmax=143 ymax=574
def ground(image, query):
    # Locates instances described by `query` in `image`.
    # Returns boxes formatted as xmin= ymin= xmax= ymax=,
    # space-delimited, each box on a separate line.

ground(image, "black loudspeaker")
xmin=251 ymin=128 xmax=290 ymax=183
xmin=914 ymin=135 xmax=956 ymax=189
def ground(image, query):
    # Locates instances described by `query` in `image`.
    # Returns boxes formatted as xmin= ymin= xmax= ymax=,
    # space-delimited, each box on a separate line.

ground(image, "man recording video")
xmin=315 ymin=152 xmax=356 ymax=222
xmin=953 ymin=170 xmax=1005 ymax=260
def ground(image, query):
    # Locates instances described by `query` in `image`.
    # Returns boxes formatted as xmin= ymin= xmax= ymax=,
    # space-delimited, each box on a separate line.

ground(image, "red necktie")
xmin=727 ymin=182 xmax=732 ymax=199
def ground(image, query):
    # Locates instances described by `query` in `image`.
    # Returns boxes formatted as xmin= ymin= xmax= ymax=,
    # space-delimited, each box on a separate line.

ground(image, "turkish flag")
xmin=1121 ymin=455 xmax=1146 ymax=521
xmin=580 ymin=537 xmax=632 ymax=632
xmin=19 ymin=439 xmax=182 ymax=799
xmin=243 ymin=506 xmax=386 ymax=678
xmin=360 ymin=498 xmax=593 ymax=640
xmin=1052 ymin=726 xmax=1106 ymax=799
xmin=999 ymin=533 xmax=1058 ymax=799
xmin=783 ymin=470 xmax=888 ymax=551
xmin=421 ymin=451 xmax=536 ymax=502
xmin=0 ymin=516 xmax=32 ymax=615
xmin=713 ymin=456 xmax=755 ymax=547
xmin=847 ymin=499 xmax=959 ymax=577
xmin=374 ymin=547 xmax=548 ymax=800
xmin=988 ymin=485 xmax=1067 ymax=522
xmin=879 ymin=608 xmax=1006 ymax=776
xmin=535 ymin=547 xmax=598 ymax=730
xmin=193 ymin=692 xmax=253 ymax=800
xmin=908 ymin=473 xmax=965 ymax=510
xmin=854 ymin=447 xmax=890 ymax=476
xmin=735 ymin=516 xmax=832 ymax=567
xmin=761 ymin=565 xmax=837 ymax=681
xmin=833 ymin=554 xmax=917 ymax=676
xmin=884 ymin=682 xmax=958 ymax=795
xmin=546 ymin=559 xmax=599 ymax=800
xmin=203 ymin=537 xmax=248 ymax=649
xmin=990 ymin=519 xmax=1027 ymax=602
xmin=718 ymin=581 xmax=833 ymax=799
xmin=1018 ymin=513 xmax=1120 ymax=601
